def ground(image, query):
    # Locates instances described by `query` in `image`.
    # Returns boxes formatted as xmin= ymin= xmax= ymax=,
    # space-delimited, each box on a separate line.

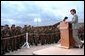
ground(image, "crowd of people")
xmin=1 ymin=24 xmax=60 ymax=55
xmin=78 ymin=26 xmax=84 ymax=41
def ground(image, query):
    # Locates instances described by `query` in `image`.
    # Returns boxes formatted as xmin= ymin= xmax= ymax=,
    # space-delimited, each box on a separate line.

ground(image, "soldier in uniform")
xmin=78 ymin=26 xmax=84 ymax=41
xmin=54 ymin=27 xmax=60 ymax=43
xmin=1 ymin=26 xmax=4 ymax=38
xmin=49 ymin=27 xmax=53 ymax=44
xmin=23 ymin=25 xmax=28 ymax=33
xmin=43 ymin=28 xmax=46 ymax=45
xmin=45 ymin=27 xmax=48 ymax=44
xmin=22 ymin=25 xmax=28 ymax=46
xmin=10 ymin=24 xmax=17 ymax=51
xmin=1 ymin=26 xmax=5 ymax=54
xmin=2 ymin=25 xmax=11 ymax=54
xmin=40 ymin=27 xmax=45 ymax=45
xmin=33 ymin=28 xmax=39 ymax=46
xmin=81 ymin=26 xmax=84 ymax=41
xmin=43 ymin=27 xmax=47 ymax=44
xmin=38 ymin=27 xmax=42 ymax=44
xmin=46 ymin=27 xmax=51 ymax=44
xmin=28 ymin=25 xmax=34 ymax=45
xmin=16 ymin=26 xmax=22 ymax=49
xmin=52 ymin=27 xmax=55 ymax=43
xmin=50 ymin=27 xmax=54 ymax=43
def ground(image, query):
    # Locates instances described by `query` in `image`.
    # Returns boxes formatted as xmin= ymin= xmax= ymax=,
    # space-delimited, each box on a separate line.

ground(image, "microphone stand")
xmin=21 ymin=32 xmax=30 ymax=48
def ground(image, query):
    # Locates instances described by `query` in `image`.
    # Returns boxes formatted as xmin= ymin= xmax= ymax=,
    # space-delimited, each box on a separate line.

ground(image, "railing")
xmin=1 ymin=33 xmax=60 ymax=55
xmin=1 ymin=33 xmax=26 ymax=55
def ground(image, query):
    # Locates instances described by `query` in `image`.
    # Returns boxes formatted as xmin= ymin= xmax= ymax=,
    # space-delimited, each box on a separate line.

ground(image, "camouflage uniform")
xmin=28 ymin=26 xmax=34 ymax=45
xmin=54 ymin=28 xmax=60 ymax=43
xmin=21 ymin=25 xmax=28 ymax=46
xmin=16 ymin=26 xmax=22 ymax=49
xmin=45 ymin=28 xmax=50 ymax=44
xmin=33 ymin=29 xmax=39 ymax=46
xmin=40 ymin=28 xmax=46 ymax=45
xmin=1 ymin=26 xmax=5 ymax=54
xmin=10 ymin=25 xmax=17 ymax=51
xmin=2 ymin=25 xmax=11 ymax=54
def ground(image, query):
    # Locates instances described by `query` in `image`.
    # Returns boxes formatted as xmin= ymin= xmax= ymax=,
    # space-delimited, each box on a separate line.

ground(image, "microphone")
xmin=63 ymin=16 xmax=68 ymax=21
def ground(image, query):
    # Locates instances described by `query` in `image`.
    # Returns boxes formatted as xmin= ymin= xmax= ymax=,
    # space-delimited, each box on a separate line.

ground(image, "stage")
xmin=33 ymin=44 xmax=84 ymax=55
xmin=5 ymin=43 xmax=84 ymax=55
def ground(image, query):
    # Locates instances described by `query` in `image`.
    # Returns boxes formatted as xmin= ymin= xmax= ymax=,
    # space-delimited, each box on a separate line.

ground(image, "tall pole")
xmin=21 ymin=32 xmax=30 ymax=48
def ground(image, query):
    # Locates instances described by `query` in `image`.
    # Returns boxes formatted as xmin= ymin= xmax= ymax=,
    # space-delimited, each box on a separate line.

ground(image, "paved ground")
xmin=33 ymin=44 xmax=84 ymax=55
xmin=5 ymin=43 xmax=84 ymax=55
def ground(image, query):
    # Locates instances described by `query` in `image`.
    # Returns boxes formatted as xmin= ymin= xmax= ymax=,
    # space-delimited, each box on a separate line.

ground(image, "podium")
xmin=59 ymin=22 xmax=74 ymax=49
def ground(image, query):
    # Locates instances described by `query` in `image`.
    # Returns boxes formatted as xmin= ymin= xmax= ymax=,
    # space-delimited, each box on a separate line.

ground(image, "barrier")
xmin=1 ymin=33 xmax=60 ymax=55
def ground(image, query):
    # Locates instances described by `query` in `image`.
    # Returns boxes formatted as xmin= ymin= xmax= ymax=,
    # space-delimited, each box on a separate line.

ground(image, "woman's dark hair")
xmin=63 ymin=16 xmax=68 ymax=21
xmin=70 ymin=9 xmax=76 ymax=13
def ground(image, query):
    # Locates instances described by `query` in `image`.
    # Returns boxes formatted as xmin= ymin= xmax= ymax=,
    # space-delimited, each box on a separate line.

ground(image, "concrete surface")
xmin=5 ymin=43 xmax=84 ymax=55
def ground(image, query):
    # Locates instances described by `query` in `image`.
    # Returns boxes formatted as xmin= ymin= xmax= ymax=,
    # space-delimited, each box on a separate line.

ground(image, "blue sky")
xmin=1 ymin=1 xmax=84 ymax=27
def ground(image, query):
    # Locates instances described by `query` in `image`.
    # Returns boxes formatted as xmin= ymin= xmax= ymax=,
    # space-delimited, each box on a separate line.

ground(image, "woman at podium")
xmin=70 ymin=9 xmax=83 ymax=48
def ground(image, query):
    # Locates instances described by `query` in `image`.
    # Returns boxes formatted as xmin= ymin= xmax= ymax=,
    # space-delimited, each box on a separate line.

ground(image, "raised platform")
xmin=33 ymin=44 xmax=84 ymax=55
